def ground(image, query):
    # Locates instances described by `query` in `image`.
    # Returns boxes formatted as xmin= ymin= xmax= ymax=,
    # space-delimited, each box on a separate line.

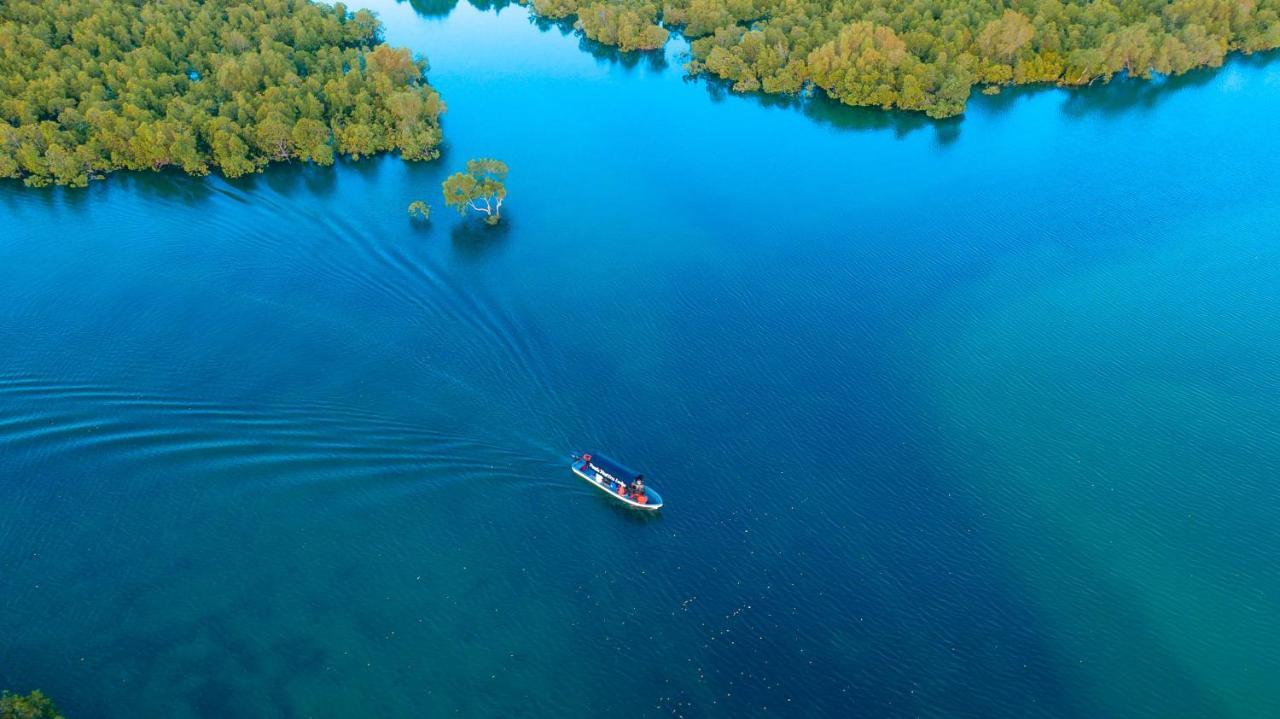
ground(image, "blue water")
xmin=2 ymin=3 xmax=1279 ymax=716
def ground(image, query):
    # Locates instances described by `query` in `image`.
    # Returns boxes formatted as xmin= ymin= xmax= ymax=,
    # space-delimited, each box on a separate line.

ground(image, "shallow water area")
xmin=2 ymin=2 xmax=1279 ymax=717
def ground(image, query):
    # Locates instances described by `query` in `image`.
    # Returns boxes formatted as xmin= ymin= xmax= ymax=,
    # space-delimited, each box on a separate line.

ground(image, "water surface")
xmin=2 ymin=3 xmax=1278 ymax=716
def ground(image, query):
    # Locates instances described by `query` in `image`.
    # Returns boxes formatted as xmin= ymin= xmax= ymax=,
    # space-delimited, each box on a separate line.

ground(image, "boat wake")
xmin=0 ymin=374 xmax=551 ymax=513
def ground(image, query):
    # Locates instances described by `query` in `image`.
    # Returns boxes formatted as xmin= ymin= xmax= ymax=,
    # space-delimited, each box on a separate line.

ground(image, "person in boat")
xmin=630 ymin=474 xmax=645 ymax=497
xmin=581 ymin=453 xmax=604 ymax=483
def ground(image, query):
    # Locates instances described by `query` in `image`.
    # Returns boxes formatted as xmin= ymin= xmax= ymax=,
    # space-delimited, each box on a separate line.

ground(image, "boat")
xmin=571 ymin=452 xmax=663 ymax=510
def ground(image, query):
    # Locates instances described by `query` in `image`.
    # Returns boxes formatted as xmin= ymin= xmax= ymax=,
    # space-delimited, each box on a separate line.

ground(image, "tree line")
xmin=0 ymin=0 xmax=446 ymax=187
xmin=1 ymin=688 xmax=62 ymax=719
xmin=523 ymin=0 xmax=1280 ymax=116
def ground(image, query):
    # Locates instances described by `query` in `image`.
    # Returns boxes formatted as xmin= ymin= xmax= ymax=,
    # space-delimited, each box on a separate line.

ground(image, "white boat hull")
xmin=572 ymin=461 xmax=663 ymax=510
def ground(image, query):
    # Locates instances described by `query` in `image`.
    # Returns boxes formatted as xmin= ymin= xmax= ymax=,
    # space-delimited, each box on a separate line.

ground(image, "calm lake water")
xmin=3 ymin=2 xmax=1279 ymax=717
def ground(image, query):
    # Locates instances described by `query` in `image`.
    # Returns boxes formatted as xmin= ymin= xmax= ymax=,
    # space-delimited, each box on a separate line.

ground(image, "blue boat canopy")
xmin=584 ymin=453 xmax=642 ymax=484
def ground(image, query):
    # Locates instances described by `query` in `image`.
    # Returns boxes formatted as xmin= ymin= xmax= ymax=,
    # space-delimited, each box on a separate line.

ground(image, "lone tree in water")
xmin=442 ymin=159 xmax=508 ymax=225
xmin=407 ymin=200 xmax=432 ymax=221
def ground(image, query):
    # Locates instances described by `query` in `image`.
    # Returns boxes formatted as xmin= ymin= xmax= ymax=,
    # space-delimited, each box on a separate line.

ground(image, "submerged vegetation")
xmin=0 ymin=689 xmax=63 ymax=719
xmin=0 ymin=0 xmax=445 ymax=187
xmin=443 ymin=158 xmax=508 ymax=225
xmin=524 ymin=0 xmax=1280 ymax=117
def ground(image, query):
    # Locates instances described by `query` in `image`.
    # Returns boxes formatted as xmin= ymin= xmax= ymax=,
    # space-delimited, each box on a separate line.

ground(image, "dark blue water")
xmin=2 ymin=3 xmax=1278 ymax=716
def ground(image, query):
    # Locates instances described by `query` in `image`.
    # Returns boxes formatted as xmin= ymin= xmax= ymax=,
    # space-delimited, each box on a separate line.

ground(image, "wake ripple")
xmin=0 ymin=375 xmax=552 ymax=512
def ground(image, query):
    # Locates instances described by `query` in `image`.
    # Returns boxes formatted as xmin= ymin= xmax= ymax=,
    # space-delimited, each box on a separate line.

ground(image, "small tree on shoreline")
xmin=442 ymin=158 xmax=508 ymax=225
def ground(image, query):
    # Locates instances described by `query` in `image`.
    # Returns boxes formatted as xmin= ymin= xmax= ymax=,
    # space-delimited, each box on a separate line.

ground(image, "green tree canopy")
xmin=442 ymin=158 xmax=508 ymax=225
xmin=0 ymin=0 xmax=447 ymax=187
xmin=0 ymin=689 xmax=63 ymax=719
xmin=521 ymin=0 xmax=1280 ymax=117
xmin=407 ymin=199 xmax=432 ymax=220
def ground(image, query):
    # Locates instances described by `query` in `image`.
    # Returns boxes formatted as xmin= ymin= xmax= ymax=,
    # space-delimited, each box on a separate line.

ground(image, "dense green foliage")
xmin=534 ymin=0 xmax=669 ymax=50
xmin=0 ymin=0 xmax=445 ymax=186
xmin=442 ymin=158 xmax=508 ymax=224
xmin=0 ymin=690 xmax=63 ymax=719
xmin=525 ymin=0 xmax=1280 ymax=116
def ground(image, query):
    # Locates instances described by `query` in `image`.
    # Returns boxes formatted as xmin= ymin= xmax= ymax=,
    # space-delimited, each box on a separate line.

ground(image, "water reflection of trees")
xmin=696 ymin=47 xmax=1278 ymax=142
xmin=396 ymin=0 xmax=513 ymax=18
xmin=525 ymin=13 xmax=668 ymax=72
xmin=693 ymin=73 xmax=955 ymax=143
xmin=396 ymin=0 xmax=1278 ymax=143
xmin=450 ymin=209 xmax=512 ymax=261
xmin=576 ymin=36 xmax=668 ymax=72
xmin=961 ymin=49 xmax=1279 ymax=120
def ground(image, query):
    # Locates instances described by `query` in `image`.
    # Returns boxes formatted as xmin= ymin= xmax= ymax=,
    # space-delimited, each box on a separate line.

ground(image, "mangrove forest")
xmin=0 ymin=0 xmax=445 ymax=186
xmin=526 ymin=0 xmax=1280 ymax=117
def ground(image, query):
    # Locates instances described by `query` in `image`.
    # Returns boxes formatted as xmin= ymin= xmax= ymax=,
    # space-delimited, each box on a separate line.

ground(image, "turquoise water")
xmin=2 ymin=2 xmax=1279 ymax=716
